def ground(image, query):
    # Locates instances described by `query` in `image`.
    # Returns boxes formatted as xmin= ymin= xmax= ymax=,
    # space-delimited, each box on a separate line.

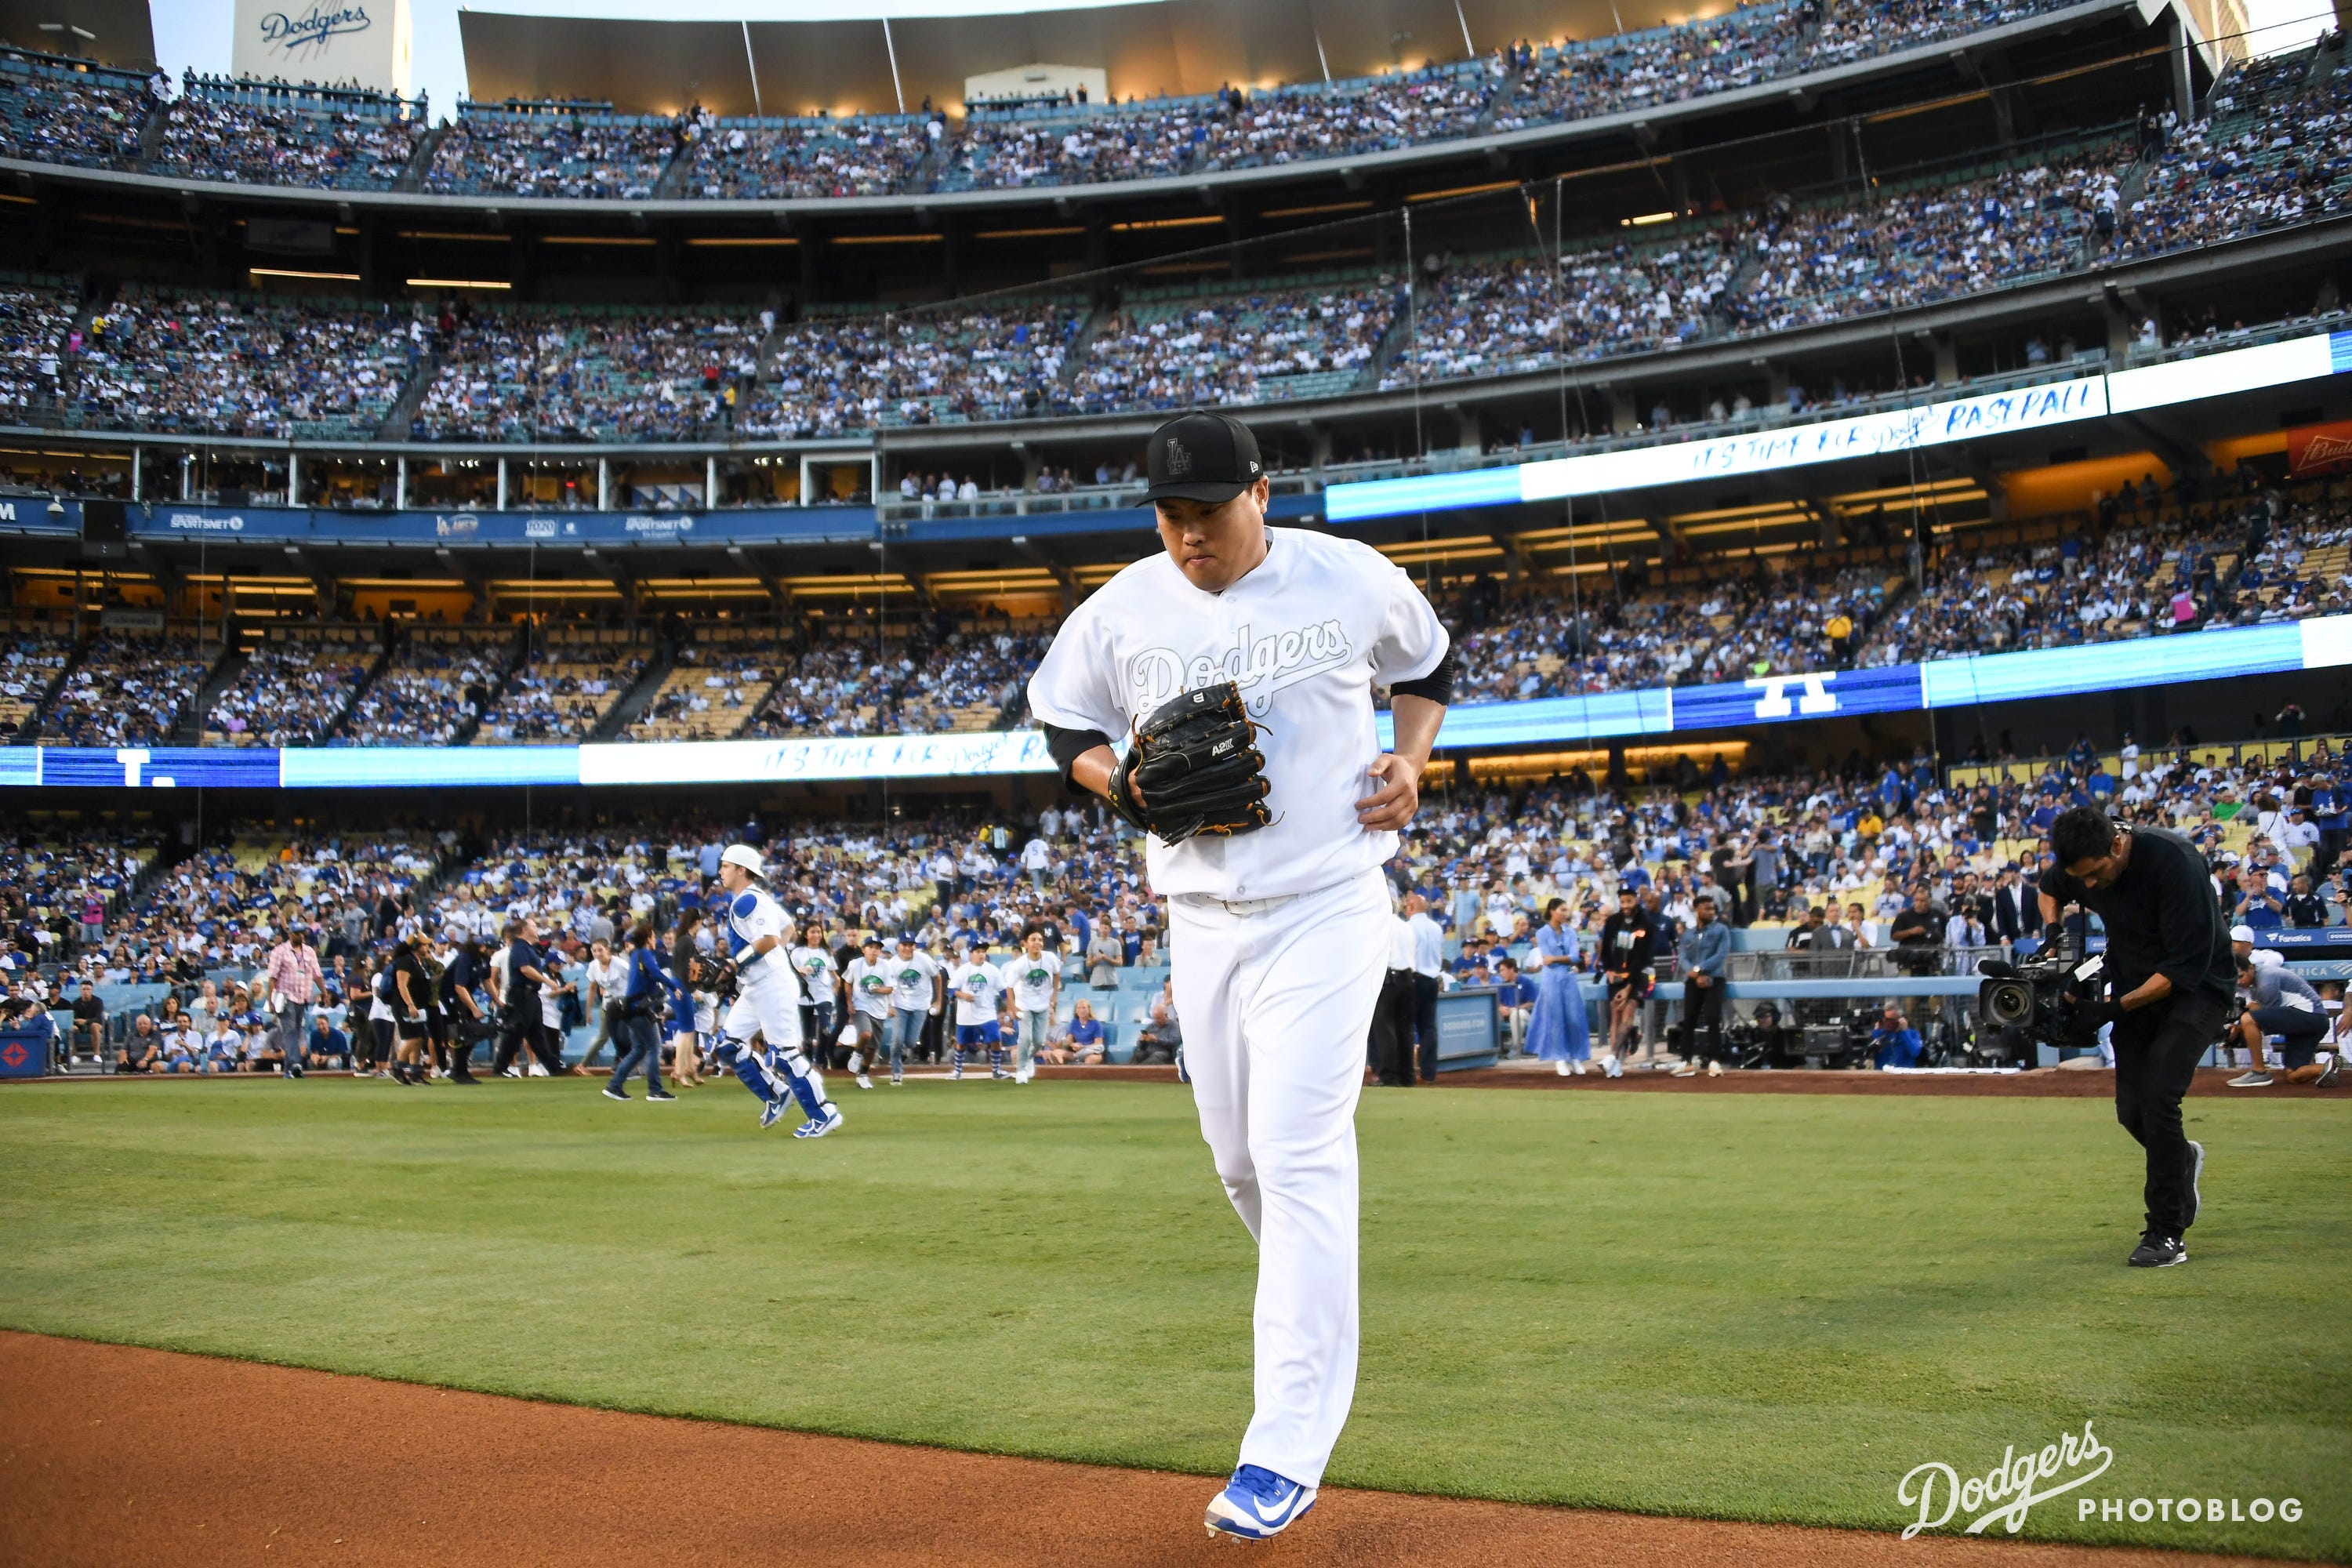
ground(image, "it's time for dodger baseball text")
xmin=1128 ymin=619 xmax=1355 ymax=713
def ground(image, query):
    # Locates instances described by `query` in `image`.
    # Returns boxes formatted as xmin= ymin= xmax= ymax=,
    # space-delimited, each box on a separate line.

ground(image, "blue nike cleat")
xmin=1204 ymin=1464 xmax=1316 ymax=1541
xmin=759 ymin=1098 xmax=787 ymax=1130
xmin=792 ymin=1102 xmax=844 ymax=1138
xmin=1175 ymin=1045 xmax=1189 ymax=1084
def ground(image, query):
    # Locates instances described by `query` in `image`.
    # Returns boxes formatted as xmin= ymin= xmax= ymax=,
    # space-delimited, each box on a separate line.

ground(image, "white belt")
xmin=1178 ymin=891 xmax=1301 ymax=918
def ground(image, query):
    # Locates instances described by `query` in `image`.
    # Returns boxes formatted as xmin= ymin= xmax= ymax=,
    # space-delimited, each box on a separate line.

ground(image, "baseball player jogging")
xmin=711 ymin=846 xmax=843 ymax=1139
xmin=1026 ymin=411 xmax=1453 ymax=1541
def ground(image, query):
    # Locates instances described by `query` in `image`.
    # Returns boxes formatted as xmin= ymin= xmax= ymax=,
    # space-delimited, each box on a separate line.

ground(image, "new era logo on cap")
xmin=1145 ymin=412 xmax=1263 ymax=505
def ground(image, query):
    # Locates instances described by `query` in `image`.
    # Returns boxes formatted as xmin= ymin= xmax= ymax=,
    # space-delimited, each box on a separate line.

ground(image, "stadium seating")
xmin=411 ymin=303 xmax=764 ymax=443
xmin=1073 ymin=279 xmax=1401 ymax=413
xmin=745 ymin=301 xmax=1084 ymax=435
xmin=744 ymin=626 xmax=1044 ymax=738
xmin=204 ymin=630 xmax=380 ymax=747
xmin=0 ymin=49 xmax=148 ymax=169
xmin=684 ymin=112 xmax=936 ymax=198
xmin=425 ymin=102 xmax=681 ymax=198
xmin=0 ymin=275 xmax=78 ymax=426
xmin=475 ymin=641 xmax=649 ymax=744
xmin=150 ymin=77 xmax=426 ymax=189
xmin=337 ymin=630 xmax=514 ymax=746
xmin=34 ymin=633 xmax=213 ymax=746
xmin=0 ymin=626 xmax=71 ymax=739
xmin=2123 ymin=56 xmax=2352 ymax=259
xmin=72 ymin=284 xmax=421 ymax=441
xmin=627 ymin=645 xmax=774 ymax=742
xmin=1383 ymin=233 xmax=1737 ymax=386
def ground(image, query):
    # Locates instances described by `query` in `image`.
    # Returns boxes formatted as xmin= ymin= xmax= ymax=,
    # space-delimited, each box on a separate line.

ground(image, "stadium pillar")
xmin=598 ymin=459 xmax=612 ymax=511
xmin=2169 ymin=12 xmax=2194 ymax=121
xmin=1933 ymin=335 xmax=1959 ymax=387
xmin=394 ymin=458 xmax=407 ymax=510
xmin=129 ymin=451 xmax=140 ymax=503
xmin=495 ymin=459 xmax=508 ymax=511
xmin=287 ymin=449 xmax=299 ymax=507
xmin=706 ymin=454 xmax=719 ymax=510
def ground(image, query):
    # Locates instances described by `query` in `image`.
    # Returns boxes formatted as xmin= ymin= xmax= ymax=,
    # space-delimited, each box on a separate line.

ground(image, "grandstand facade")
xmin=0 ymin=0 xmax=2344 ymax=800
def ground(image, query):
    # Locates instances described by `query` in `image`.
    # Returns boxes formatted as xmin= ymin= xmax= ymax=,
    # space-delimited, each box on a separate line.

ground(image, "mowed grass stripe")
xmin=0 ymin=1077 xmax=2343 ymax=1559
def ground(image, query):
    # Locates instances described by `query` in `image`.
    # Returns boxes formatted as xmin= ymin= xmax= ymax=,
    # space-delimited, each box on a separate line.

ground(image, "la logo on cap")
xmin=1165 ymin=437 xmax=1192 ymax=476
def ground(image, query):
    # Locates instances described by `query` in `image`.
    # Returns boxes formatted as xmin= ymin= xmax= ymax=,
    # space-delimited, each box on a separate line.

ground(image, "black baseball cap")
xmin=1144 ymin=411 xmax=1264 ymax=504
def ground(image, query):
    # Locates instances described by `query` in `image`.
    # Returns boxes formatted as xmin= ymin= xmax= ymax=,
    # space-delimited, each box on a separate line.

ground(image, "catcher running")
xmin=1025 ymin=409 xmax=1453 ymax=1542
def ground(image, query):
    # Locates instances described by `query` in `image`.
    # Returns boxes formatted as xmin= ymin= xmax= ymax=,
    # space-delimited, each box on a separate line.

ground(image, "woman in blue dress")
xmin=1526 ymin=897 xmax=1592 ymax=1076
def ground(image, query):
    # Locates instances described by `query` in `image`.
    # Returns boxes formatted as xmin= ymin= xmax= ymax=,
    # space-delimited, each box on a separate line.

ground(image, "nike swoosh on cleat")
xmin=1247 ymin=1487 xmax=1300 ymax=1524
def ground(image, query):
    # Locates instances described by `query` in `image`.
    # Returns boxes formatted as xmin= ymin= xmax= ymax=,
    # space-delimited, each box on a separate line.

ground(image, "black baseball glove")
xmin=1109 ymin=681 xmax=1273 ymax=845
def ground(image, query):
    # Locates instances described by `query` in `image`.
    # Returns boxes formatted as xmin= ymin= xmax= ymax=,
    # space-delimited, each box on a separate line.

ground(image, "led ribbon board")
xmin=1326 ymin=329 xmax=2352 ymax=524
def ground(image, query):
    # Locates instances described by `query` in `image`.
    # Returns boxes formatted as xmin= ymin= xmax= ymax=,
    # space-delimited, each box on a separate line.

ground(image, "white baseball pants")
xmin=1167 ymin=866 xmax=1389 ymax=1489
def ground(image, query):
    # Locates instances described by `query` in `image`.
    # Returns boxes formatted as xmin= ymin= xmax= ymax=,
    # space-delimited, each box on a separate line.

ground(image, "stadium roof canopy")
xmin=0 ymin=0 xmax=154 ymax=68
xmin=457 ymin=0 xmax=1698 ymax=118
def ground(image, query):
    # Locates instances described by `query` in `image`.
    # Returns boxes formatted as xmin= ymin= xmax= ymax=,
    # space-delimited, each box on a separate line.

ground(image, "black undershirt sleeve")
xmin=1391 ymin=644 xmax=1456 ymax=706
xmin=1042 ymin=723 xmax=1115 ymax=793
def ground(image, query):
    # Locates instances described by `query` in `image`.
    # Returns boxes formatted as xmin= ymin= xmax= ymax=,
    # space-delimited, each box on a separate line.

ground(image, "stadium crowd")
xmin=33 ymin=633 xmax=209 ymax=746
xmin=1072 ymin=282 xmax=1399 ymax=412
xmin=205 ymin=638 xmax=377 ymax=746
xmin=72 ymin=286 xmax=419 ymax=441
xmin=13 ymin=722 xmax=2349 ymax=1077
xmin=151 ymin=83 xmax=426 ymax=189
xmin=0 ymin=278 xmax=76 ymax=425
xmin=2 ymin=0 xmax=2102 ymax=198
xmin=337 ymin=638 xmax=510 ymax=746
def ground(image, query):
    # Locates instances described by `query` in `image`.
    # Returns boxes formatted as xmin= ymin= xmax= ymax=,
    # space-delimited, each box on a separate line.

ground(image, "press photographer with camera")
xmin=2037 ymin=806 xmax=2235 ymax=1269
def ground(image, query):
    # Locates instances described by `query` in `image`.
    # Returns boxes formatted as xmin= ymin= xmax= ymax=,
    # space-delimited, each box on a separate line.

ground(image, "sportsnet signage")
xmin=126 ymin=506 xmax=849 ymax=548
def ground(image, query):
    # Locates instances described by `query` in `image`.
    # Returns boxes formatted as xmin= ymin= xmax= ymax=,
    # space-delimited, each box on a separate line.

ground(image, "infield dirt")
xmin=0 ymin=1330 xmax=2281 ymax=1568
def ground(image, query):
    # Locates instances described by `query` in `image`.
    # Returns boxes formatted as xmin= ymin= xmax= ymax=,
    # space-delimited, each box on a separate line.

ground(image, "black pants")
xmin=1369 ymin=967 xmax=1417 ymax=1085
xmin=1410 ymin=973 xmax=1440 ymax=1083
xmin=1680 ymin=978 xmax=1726 ymax=1062
xmin=2112 ymin=991 xmax=2228 ymax=1238
xmin=492 ymin=1014 xmax=564 ymax=1076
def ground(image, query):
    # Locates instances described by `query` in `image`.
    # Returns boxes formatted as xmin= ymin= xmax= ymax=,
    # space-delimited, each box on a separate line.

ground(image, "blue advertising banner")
xmin=1667 ymin=663 xmax=1927 ymax=735
xmin=9 ymin=614 xmax=2348 ymax=789
xmin=129 ymin=504 xmax=880 ymax=547
xmin=0 ymin=495 xmax=81 ymax=536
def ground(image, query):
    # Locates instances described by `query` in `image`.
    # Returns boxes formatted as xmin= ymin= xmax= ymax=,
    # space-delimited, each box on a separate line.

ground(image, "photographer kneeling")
xmin=2228 ymin=958 xmax=2339 ymax=1089
xmin=2038 ymin=806 xmax=2234 ymax=1269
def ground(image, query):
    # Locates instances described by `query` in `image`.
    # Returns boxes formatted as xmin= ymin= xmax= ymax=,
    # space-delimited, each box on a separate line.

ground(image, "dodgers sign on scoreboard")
xmin=231 ymin=0 xmax=413 ymax=97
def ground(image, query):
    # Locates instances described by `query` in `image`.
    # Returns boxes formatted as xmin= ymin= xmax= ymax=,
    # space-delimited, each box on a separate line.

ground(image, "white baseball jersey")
xmin=791 ymin=943 xmax=837 ymax=1002
xmin=888 ymin=949 xmax=941 ymax=1011
xmin=1007 ymin=949 xmax=1060 ymax=1011
xmin=1026 ymin=526 xmax=1448 ymax=902
xmin=844 ymin=956 xmax=894 ymax=1019
xmin=950 ymin=959 xmax=1003 ymax=1026
xmin=722 ymin=887 xmax=798 ymax=988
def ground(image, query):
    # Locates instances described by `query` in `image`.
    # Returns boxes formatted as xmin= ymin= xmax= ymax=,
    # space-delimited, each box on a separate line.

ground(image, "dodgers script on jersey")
xmin=1026 ymin=527 xmax=1448 ymax=902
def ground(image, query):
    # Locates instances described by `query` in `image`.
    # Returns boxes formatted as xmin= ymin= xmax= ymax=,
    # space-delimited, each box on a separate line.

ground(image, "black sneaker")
xmin=645 ymin=1090 xmax=677 ymax=1102
xmin=601 ymin=1086 xmax=630 ymax=1102
xmin=2187 ymin=1141 xmax=2204 ymax=1229
xmin=2127 ymin=1231 xmax=2188 ymax=1268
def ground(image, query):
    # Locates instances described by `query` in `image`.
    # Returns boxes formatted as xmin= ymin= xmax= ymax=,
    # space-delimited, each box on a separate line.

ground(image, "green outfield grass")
xmin=1 ymin=1075 xmax=2345 ymax=1558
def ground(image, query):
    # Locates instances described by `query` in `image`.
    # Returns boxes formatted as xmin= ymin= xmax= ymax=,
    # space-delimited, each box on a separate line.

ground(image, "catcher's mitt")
xmin=1110 ymin=681 xmax=1273 ymax=845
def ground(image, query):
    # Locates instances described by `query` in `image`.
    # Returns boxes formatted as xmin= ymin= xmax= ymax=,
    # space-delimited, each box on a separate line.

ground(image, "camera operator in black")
xmin=2038 ymin=806 xmax=2234 ymax=1269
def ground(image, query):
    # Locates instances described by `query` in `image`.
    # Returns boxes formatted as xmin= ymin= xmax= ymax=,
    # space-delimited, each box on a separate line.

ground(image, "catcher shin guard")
xmin=1110 ymin=681 xmax=1274 ymax=844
